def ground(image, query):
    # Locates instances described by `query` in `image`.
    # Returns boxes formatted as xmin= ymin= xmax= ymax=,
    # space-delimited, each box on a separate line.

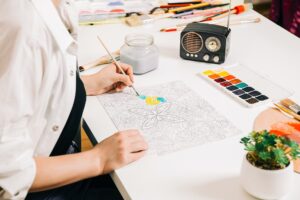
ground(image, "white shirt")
xmin=0 ymin=0 xmax=78 ymax=199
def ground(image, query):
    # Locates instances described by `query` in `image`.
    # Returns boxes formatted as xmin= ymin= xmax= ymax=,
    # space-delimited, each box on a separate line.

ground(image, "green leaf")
xmin=255 ymin=142 xmax=265 ymax=152
xmin=258 ymin=151 xmax=271 ymax=161
xmin=245 ymin=144 xmax=255 ymax=152
xmin=240 ymin=137 xmax=250 ymax=145
xmin=264 ymin=134 xmax=276 ymax=146
xmin=273 ymin=148 xmax=289 ymax=165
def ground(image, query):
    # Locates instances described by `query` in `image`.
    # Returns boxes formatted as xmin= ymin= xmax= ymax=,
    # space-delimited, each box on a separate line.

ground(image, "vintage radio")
xmin=180 ymin=22 xmax=231 ymax=64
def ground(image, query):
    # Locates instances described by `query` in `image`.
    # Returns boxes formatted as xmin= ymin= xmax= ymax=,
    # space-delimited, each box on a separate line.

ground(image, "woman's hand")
xmin=92 ymin=130 xmax=148 ymax=175
xmin=31 ymin=129 xmax=147 ymax=192
xmin=81 ymin=63 xmax=134 ymax=96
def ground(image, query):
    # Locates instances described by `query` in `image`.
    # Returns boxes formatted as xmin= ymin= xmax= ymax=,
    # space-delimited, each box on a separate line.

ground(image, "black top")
xmin=51 ymin=73 xmax=86 ymax=156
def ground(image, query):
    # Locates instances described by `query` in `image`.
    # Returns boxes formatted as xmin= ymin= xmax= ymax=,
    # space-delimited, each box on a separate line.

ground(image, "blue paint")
xmin=138 ymin=95 xmax=166 ymax=105
xmin=139 ymin=95 xmax=146 ymax=100
xmin=157 ymin=97 xmax=166 ymax=103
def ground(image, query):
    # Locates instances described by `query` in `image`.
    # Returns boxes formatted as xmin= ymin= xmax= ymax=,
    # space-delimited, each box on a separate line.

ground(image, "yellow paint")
xmin=202 ymin=70 xmax=214 ymax=76
xmin=145 ymin=96 xmax=160 ymax=105
xmin=218 ymin=71 xmax=229 ymax=77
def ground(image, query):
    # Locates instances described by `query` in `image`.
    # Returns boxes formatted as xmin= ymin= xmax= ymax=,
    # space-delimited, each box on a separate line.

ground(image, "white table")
xmin=79 ymin=10 xmax=300 ymax=200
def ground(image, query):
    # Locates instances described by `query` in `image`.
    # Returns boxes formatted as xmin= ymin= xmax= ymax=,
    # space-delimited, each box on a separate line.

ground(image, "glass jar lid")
xmin=125 ymin=33 xmax=154 ymax=47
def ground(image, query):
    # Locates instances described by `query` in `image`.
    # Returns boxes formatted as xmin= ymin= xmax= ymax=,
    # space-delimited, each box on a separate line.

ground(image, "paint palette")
xmin=201 ymin=68 xmax=270 ymax=107
xmin=139 ymin=95 xmax=167 ymax=106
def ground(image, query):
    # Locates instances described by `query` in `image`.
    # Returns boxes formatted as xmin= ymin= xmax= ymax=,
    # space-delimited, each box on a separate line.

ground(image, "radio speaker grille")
xmin=181 ymin=32 xmax=203 ymax=54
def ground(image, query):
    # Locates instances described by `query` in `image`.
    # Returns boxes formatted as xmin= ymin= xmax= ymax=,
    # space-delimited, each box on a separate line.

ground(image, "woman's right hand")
xmin=92 ymin=130 xmax=148 ymax=175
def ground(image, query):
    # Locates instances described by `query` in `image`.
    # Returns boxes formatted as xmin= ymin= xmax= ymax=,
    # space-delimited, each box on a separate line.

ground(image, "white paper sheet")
xmin=97 ymin=81 xmax=240 ymax=155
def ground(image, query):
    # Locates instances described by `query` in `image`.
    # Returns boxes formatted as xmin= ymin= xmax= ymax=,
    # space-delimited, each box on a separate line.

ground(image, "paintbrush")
xmin=125 ymin=13 xmax=174 ymax=27
xmin=280 ymin=98 xmax=300 ymax=115
xmin=168 ymin=2 xmax=210 ymax=13
xmin=160 ymin=17 xmax=260 ymax=32
xmin=274 ymin=103 xmax=300 ymax=121
xmin=79 ymin=50 xmax=120 ymax=72
xmin=96 ymin=35 xmax=140 ymax=96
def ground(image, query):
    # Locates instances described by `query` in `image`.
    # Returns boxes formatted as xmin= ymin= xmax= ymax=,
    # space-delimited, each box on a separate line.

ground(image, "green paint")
xmin=157 ymin=97 xmax=166 ymax=103
xmin=236 ymin=83 xmax=248 ymax=89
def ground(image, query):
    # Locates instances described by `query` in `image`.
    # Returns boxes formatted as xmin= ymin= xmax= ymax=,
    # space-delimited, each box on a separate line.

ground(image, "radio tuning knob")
xmin=205 ymin=37 xmax=221 ymax=52
xmin=203 ymin=54 xmax=210 ymax=61
xmin=213 ymin=56 xmax=220 ymax=63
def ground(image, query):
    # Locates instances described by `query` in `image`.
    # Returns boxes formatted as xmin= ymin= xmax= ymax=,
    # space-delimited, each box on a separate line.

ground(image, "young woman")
xmin=0 ymin=0 xmax=148 ymax=199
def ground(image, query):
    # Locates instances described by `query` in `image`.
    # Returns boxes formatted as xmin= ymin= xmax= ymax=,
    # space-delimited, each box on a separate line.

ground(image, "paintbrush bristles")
xmin=125 ymin=15 xmax=152 ymax=27
xmin=280 ymin=98 xmax=300 ymax=115
xmin=281 ymin=98 xmax=296 ymax=106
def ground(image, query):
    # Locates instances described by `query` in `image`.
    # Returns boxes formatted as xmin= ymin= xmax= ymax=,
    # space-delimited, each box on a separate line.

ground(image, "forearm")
xmin=31 ymin=149 xmax=101 ymax=192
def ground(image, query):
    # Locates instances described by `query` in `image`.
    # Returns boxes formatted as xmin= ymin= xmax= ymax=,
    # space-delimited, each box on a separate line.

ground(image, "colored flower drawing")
xmin=129 ymin=102 xmax=185 ymax=129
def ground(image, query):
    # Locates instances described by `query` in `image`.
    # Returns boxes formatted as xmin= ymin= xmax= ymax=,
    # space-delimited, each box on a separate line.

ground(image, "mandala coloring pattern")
xmin=97 ymin=81 xmax=241 ymax=155
xmin=129 ymin=103 xmax=185 ymax=129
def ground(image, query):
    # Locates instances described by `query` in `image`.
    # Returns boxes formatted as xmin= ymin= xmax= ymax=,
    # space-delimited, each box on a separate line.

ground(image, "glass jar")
xmin=120 ymin=33 xmax=159 ymax=75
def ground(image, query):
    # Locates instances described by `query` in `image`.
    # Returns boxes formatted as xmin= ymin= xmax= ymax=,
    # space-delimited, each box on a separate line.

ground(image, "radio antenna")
xmin=226 ymin=0 xmax=232 ymax=30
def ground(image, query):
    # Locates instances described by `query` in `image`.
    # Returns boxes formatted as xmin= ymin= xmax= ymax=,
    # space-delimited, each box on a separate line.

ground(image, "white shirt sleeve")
xmin=0 ymin=18 xmax=43 ymax=200
xmin=57 ymin=0 xmax=78 ymax=41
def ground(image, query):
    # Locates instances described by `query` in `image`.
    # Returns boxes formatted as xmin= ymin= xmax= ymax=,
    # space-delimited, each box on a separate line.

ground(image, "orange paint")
xmin=208 ymin=74 xmax=220 ymax=79
xmin=230 ymin=79 xmax=242 ymax=84
xmin=224 ymin=75 xmax=235 ymax=80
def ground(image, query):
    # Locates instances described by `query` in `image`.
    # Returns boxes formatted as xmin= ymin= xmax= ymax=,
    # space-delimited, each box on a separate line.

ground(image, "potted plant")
xmin=240 ymin=130 xmax=300 ymax=200
xmin=270 ymin=122 xmax=300 ymax=173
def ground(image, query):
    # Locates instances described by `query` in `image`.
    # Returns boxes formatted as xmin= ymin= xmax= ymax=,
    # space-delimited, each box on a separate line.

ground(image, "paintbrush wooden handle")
xmin=79 ymin=50 xmax=120 ymax=72
xmin=210 ymin=17 xmax=261 ymax=26
xmin=274 ymin=103 xmax=300 ymax=121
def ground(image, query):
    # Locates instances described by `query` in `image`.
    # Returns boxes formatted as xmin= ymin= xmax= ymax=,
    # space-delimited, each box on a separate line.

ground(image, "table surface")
xmin=79 ymin=10 xmax=300 ymax=200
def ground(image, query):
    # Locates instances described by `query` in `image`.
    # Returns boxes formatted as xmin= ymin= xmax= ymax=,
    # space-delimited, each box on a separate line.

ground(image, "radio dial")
xmin=203 ymin=54 xmax=210 ymax=61
xmin=205 ymin=37 xmax=221 ymax=52
xmin=213 ymin=56 xmax=220 ymax=63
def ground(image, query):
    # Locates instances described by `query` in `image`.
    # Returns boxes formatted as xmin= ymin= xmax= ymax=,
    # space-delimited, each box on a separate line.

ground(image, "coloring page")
xmin=97 ymin=81 xmax=240 ymax=155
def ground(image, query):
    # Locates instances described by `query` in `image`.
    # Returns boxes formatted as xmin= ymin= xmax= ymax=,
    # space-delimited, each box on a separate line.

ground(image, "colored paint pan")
xmin=201 ymin=68 xmax=271 ymax=107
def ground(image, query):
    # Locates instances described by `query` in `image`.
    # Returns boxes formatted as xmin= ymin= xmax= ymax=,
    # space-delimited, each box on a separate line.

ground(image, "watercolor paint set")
xmin=200 ymin=65 xmax=292 ymax=107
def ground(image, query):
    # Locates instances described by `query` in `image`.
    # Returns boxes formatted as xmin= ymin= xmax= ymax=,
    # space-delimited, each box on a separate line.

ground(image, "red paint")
xmin=220 ymin=81 xmax=232 ymax=87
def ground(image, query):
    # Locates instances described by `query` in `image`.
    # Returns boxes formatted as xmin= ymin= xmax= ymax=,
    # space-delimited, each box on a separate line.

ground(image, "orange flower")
xmin=269 ymin=129 xmax=289 ymax=136
xmin=287 ymin=122 xmax=300 ymax=131
xmin=270 ymin=122 xmax=300 ymax=144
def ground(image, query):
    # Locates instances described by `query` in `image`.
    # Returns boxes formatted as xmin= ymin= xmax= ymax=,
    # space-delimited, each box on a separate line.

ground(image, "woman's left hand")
xmin=81 ymin=63 xmax=134 ymax=96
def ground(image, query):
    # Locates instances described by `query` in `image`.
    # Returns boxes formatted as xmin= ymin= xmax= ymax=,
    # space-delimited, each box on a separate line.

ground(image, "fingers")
xmin=116 ymin=130 xmax=148 ymax=153
xmin=129 ymin=141 xmax=148 ymax=153
xmin=129 ymin=151 xmax=147 ymax=163
xmin=114 ymin=74 xmax=132 ymax=87
xmin=119 ymin=63 xmax=134 ymax=81
xmin=116 ymin=63 xmax=134 ymax=83
xmin=114 ymin=82 xmax=127 ymax=92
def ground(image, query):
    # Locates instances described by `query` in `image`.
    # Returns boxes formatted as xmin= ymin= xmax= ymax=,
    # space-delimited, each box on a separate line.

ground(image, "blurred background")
xmin=76 ymin=0 xmax=300 ymax=38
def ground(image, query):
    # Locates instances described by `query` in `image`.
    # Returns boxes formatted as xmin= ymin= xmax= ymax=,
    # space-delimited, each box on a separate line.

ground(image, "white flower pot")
xmin=240 ymin=154 xmax=294 ymax=200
